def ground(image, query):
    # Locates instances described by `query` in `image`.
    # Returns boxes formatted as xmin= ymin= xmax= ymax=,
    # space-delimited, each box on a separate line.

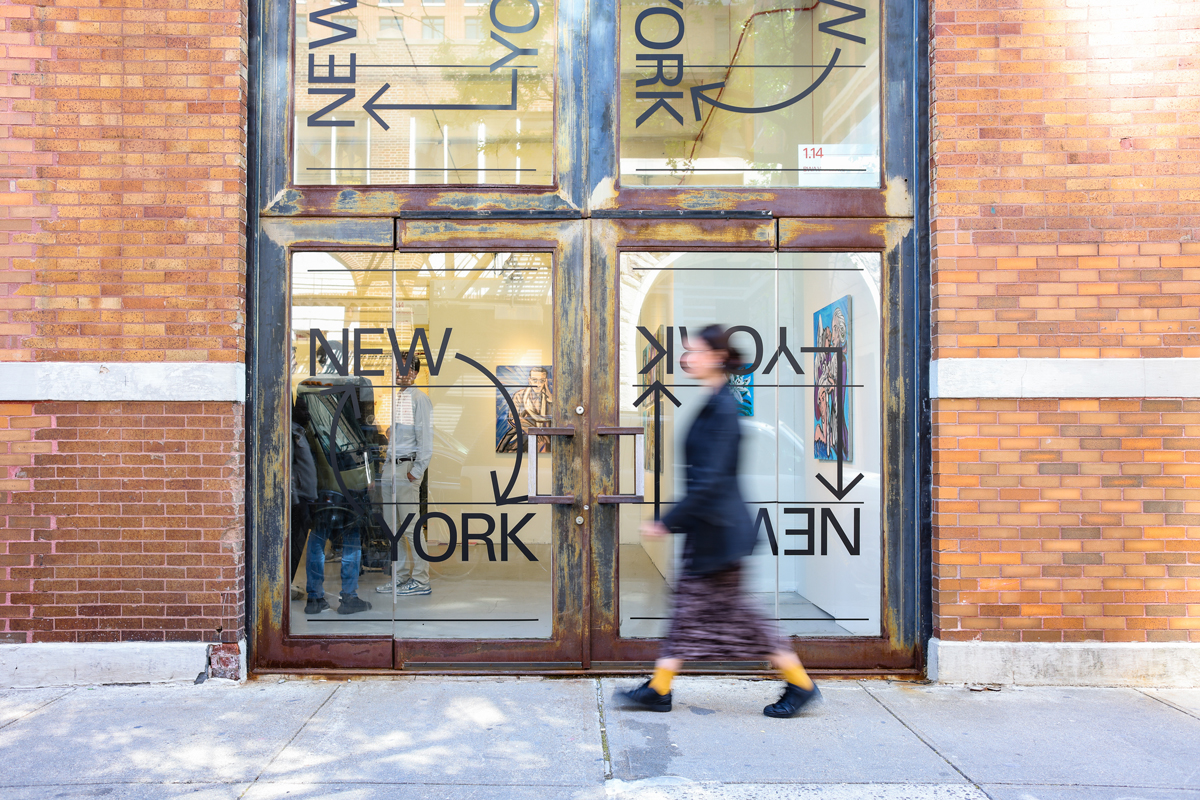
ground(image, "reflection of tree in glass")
xmin=429 ymin=0 xmax=554 ymax=166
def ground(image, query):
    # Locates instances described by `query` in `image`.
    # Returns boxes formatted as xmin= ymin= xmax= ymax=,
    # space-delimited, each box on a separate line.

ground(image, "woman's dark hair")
xmin=695 ymin=324 xmax=743 ymax=375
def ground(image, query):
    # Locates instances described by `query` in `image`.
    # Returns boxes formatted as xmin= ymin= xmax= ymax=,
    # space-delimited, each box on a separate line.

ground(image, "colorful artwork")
xmin=727 ymin=372 xmax=754 ymax=417
xmin=496 ymin=365 xmax=554 ymax=453
xmin=813 ymin=296 xmax=852 ymax=461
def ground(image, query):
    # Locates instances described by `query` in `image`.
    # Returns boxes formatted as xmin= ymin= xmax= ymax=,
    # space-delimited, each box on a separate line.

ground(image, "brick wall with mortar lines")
xmin=933 ymin=398 xmax=1200 ymax=643
xmin=2 ymin=0 xmax=247 ymax=365
xmin=0 ymin=402 xmax=245 ymax=644
xmin=929 ymin=0 xmax=1200 ymax=360
xmin=929 ymin=0 xmax=1200 ymax=644
xmin=0 ymin=0 xmax=42 ymax=362
xmin=0 ymin=0 xmax=249 ymax=645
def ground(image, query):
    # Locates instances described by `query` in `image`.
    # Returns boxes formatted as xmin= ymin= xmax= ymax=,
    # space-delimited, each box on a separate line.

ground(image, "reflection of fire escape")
xmin=687 ymin=3 xmax=821 ymax=167
xmin=494 ymin=253 xmax=551 ymax=305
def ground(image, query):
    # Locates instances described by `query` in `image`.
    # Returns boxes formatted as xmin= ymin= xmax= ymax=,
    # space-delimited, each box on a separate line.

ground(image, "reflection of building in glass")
xmin=294 ymin=0 xmax=555 ymax=185
xmin=619 ymin=0 xmax=880 ymax=188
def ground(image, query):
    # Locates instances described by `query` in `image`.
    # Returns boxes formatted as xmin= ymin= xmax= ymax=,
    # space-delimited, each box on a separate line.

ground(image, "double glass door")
xmin=280 ymin=220 xmax=893 ymax=669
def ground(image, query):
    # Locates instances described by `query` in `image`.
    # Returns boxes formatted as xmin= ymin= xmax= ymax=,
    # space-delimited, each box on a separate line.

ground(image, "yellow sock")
xmin=780 ymin=664 xmax=815 ymax=691
xmin=648 ymin=666 xmax=675 ymax=695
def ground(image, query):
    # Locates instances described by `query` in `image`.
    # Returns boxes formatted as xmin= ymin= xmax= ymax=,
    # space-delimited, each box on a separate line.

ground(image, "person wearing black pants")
xmin=290 ymin=400 xmax=318 ymax=591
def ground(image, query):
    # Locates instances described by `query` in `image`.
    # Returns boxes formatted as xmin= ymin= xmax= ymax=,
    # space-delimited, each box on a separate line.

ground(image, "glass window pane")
xmin=617 ymin=251 xmax=882 ymax=638
xmin=294 ymin=0 xmax=556 ymax=186
xmin=619 ymin=1 xmax=880 ymax=188
xmin=289 ymin=251 xmax=555 ymax=639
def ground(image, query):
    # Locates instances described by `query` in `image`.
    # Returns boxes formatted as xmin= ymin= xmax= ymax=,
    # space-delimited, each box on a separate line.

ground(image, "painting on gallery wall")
xmin=813 ymin=296 xmax=852 ymax=462
xmin=728 ymin=372 xmax=754 ymax=417
xmin=496 ymin=365 xmax=554 ymax=454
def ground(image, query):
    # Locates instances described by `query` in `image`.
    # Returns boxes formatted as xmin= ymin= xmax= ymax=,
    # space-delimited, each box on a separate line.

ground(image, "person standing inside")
xmin=619 ymin=325 xmax=821 ymax=718
xmin=377 ymin=350 xmax=435 ymax=597
xmin=290 ymin=399 xmax=318 ymax=600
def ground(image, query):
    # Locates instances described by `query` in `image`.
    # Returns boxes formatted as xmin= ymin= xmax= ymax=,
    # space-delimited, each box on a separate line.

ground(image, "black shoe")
xmin=764 ymin=683 xmax=821 ymax=718
xmin=304 ymin=597 xmax=330 ymax=615
xmin=337 ymin=595 xmax=372 ymax=615
xmin=616 ymin=680 xmax=672 ymax=712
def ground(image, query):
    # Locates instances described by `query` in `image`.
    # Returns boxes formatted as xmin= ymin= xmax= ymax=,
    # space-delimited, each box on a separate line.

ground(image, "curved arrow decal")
xmin=690 ymin=48 xmax=841 ymax=120
xmin=454 ymin=352 xmax=528 ymax=506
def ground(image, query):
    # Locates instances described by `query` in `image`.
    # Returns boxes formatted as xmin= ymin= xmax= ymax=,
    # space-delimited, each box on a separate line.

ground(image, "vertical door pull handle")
xmin=595 ymin=427 xmax=645 ymax=504
xmin=526 ymin=426 xmax=575 ymax=504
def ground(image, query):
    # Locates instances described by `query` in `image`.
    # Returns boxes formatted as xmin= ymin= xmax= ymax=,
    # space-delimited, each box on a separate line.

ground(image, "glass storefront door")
xmin=251 ymin=0 xmax=925 ymax=673
xmin=614 ymin=250 xmax=883 ymax=643
xmin=288 ymin=251 xmax=557 ymax=642
xmin=270 ymin=219 xmax=908 ymax=670
xmin=278 ymin=221 xmax=591 ymax=667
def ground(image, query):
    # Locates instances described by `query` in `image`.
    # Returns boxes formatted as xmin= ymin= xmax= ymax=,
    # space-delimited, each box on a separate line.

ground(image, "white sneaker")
xmin=396 ymin=579 xmax=431 ymax=596
xmin=375 ymin=579 xmax=405 ymax=594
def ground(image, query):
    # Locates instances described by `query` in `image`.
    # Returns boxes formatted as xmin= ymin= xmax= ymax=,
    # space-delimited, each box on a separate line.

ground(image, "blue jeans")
xmin=306 ymin=519 xmax=362 ymax=600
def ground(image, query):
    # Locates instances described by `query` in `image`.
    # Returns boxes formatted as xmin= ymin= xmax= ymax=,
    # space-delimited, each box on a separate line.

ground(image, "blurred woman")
xmin=619 ymin=325 xmax=821 ymax=718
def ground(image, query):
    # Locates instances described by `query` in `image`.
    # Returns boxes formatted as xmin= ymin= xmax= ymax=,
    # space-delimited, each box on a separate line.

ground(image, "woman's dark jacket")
xmin=661 ymin=383 xmax=757 ymax=575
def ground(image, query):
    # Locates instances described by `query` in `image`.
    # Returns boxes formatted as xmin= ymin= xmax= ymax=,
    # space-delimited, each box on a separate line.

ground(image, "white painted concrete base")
xmin=929 ymin=638 xmax=1200 ymax=687
xmin=0 ymin=361 xmax=246 ymax=402
xmin=0 ymin=640 xmax=246 ymax=688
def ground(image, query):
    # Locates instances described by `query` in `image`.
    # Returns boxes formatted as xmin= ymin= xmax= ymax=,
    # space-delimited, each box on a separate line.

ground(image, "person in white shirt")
xmin=377 ymin=351 xmax=435 ymax=596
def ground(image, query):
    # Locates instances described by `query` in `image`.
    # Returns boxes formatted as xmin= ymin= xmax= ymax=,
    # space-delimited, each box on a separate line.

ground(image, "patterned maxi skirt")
xmin=659 ymin=562 xmax=783 ymax=662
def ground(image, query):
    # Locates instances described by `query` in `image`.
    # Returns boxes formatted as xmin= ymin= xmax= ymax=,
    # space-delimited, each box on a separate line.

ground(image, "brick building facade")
xmin=1 ymin=0 xmax=1197 ymax=684
xmin=927 ymin=0 xmax=1200 ymax=679
xmin=1 ymin=0 xmax=248 ymax=677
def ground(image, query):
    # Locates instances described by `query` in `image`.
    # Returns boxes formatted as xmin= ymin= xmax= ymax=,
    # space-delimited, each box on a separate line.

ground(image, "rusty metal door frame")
xmin=388 ymin=220 xmax=591 ymax=668
xmin=247 ymin=0 xmax=930 ymax=672
xmin=586 ymin=217 xmax=922 ymax=673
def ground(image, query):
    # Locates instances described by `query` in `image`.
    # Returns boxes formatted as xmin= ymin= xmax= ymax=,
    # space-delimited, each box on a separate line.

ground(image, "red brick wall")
xmin=0 ymin=0 xmax=247 ymax=646
xmin=930 ymin=0 xmax=1200 ymax=644
xmin=1 ymin=401 xmax=244 ymax=643
xmin=0 ymin=0 xmax=43 ymax=362
xmin=934 ymin=398 xmax=1200 ymax=643
xmin=2 ymin=0 xmax=247 ymax=365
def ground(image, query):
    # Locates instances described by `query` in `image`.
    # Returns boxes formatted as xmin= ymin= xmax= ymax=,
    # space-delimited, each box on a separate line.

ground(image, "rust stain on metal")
xmin=615 ymin=218 xmax=774 ymax=247
xmin=672 ymin=190 xmax=776 ymax=210
xmin=785 ymin=220 xmax=838 ymax=237
xmin=399 ymin=220 xmax=569 ymax=248
xmin=590 ymin=177 xmax=618 ymax=208
xmin=262 ymin=219 xmax=393 ymax=249
xmin=333 ymin=189 xmax=410 ymax=215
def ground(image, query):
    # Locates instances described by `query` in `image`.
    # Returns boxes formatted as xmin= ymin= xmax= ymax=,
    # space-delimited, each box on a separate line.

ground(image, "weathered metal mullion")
xmin=250 ymin=219 xmax=396 ymax=670
xmin=387 ymin=219 xmax=589 ymax=667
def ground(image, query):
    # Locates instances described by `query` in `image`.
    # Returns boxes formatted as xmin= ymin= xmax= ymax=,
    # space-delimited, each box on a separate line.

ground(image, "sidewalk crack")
xmin=0 ymin=687 xmax=76 ymax=733
xmin=861 ymin=682 xmax=995 ymax=800
xmin=595 ymin=678 xmax=613 ymax=781
xmin=238 ymin=682 xmax=342 ymax=798
xmin=1136 ymin=688 xmax=1200 ymax=723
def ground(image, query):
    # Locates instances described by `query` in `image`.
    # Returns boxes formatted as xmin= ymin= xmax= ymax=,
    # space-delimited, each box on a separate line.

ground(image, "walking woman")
xmin=619 ymin=325 xmax=821 ymax=718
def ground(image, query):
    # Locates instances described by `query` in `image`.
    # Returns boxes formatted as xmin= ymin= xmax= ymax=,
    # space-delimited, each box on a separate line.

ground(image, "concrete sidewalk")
xmin=0 ymin=677 xmax=1198 ymax=800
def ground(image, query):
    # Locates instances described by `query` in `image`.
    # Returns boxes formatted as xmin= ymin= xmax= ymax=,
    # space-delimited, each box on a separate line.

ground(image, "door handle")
xmin=595 ymin=427 xmax=644 ymax=504
xmin=525 ymin=426 xmax=575 ymax=504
